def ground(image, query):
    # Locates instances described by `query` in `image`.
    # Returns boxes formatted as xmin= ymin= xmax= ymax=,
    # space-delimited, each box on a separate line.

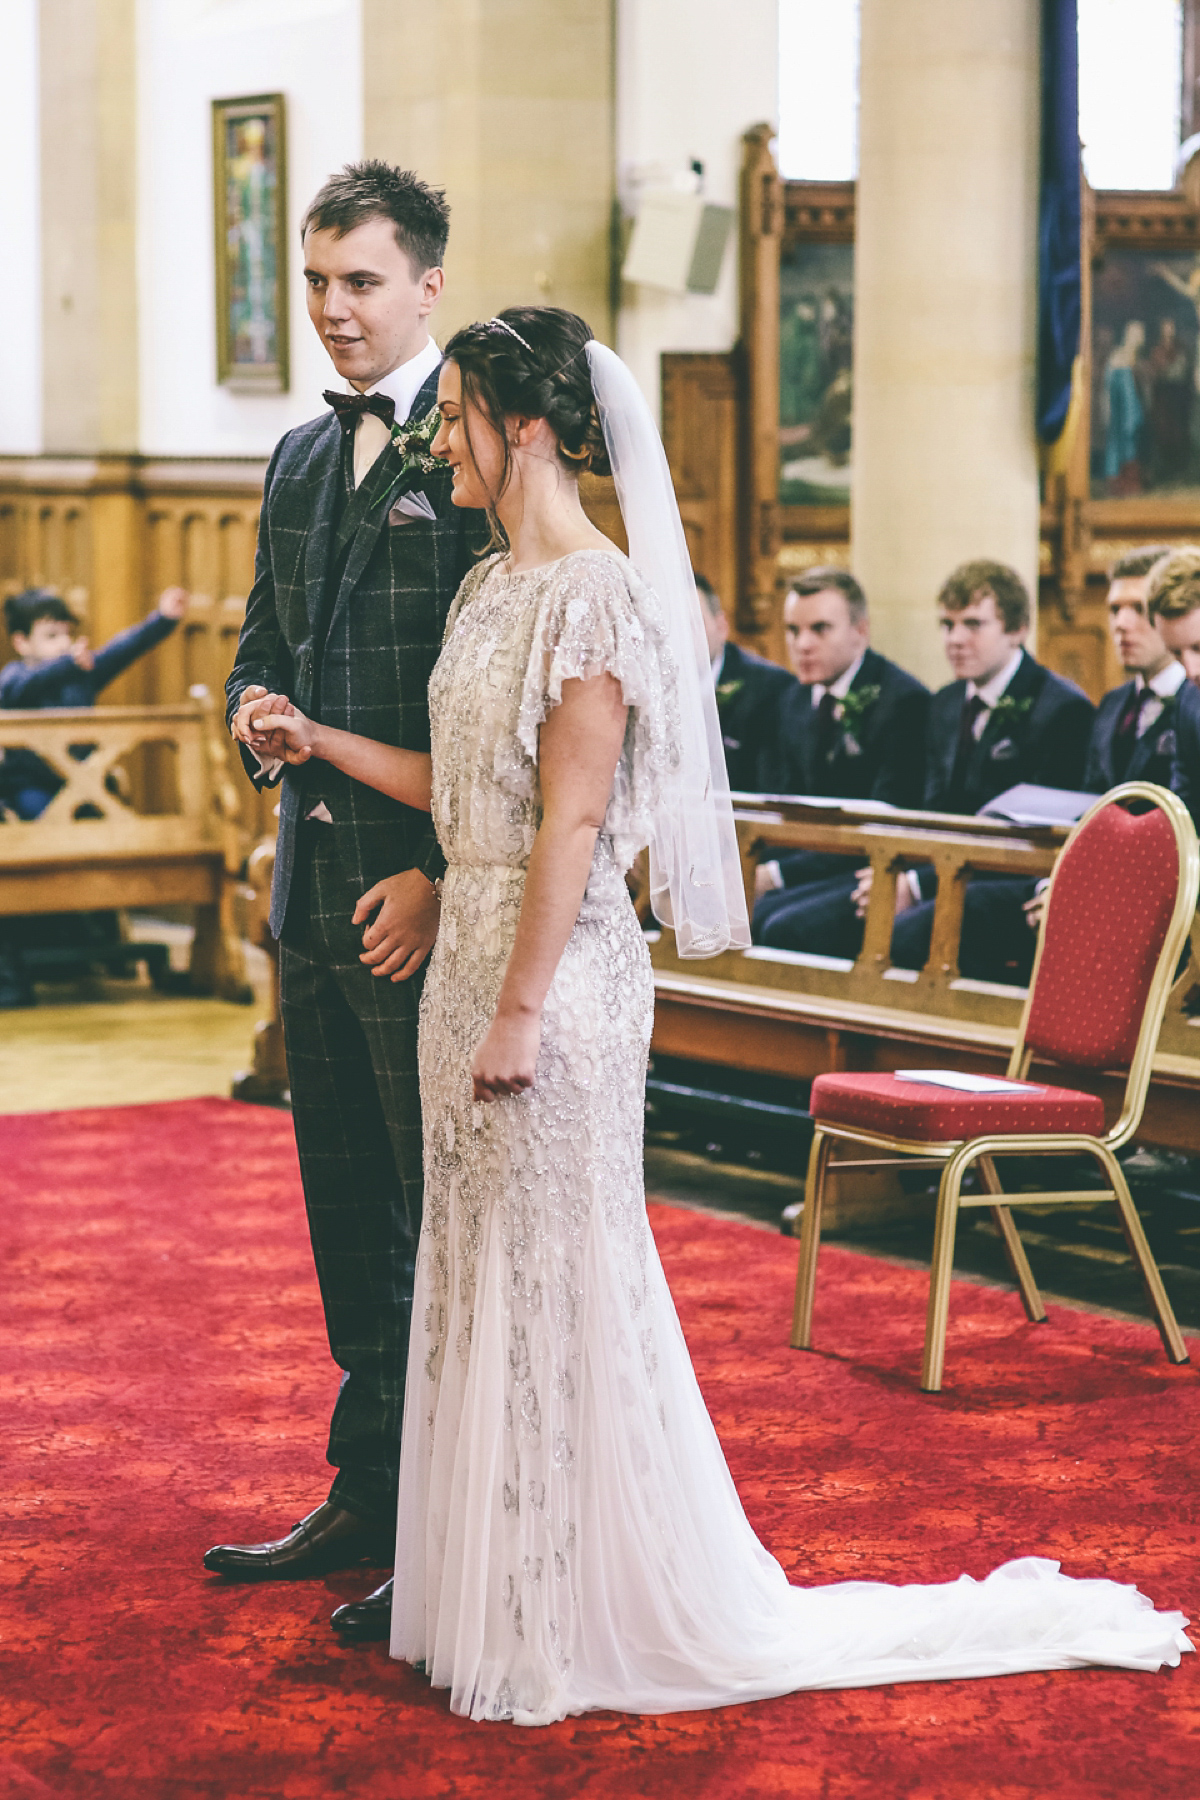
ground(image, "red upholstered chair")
xmin=791 ymin=783 xmax=1199 ymax=1391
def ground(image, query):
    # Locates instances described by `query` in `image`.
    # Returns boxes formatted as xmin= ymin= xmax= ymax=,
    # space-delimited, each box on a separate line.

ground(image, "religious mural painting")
xmin=1091 ymin=248 xmax=1200 ymax=497
xmin=778 ymin=240 xmax=854 ymax=506
xmin=212 ymin=94 xmax=289 ymax=392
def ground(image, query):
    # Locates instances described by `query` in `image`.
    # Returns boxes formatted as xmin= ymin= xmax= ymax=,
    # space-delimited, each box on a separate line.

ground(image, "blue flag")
xmin=1037 ymin=0 xmax=1082 ymax=444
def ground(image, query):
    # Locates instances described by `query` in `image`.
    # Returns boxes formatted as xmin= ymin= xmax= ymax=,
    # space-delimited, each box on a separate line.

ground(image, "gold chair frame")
xmin=790 ymin=782 xmax=1200 ymax=1392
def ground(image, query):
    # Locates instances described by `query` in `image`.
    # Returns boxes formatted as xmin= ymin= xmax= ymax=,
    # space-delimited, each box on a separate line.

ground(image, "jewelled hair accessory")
xmin=486 ymin=317 xmax=534 ymax=353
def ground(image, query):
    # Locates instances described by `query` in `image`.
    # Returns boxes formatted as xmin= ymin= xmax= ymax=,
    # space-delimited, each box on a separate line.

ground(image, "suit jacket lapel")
xmin=794 ymin=685 xmax=819 ymax=788
xmin=938 ymin=682 xmax=967 ymax=795
xmin=406 ymin=364 xmax=441 ymax=425
xmin=835 ymin=649 xmax=883 ymax=756
xmin=331 ymin=364 xmax=445 ymax=612
xmin=303 ymin=416 xmax=345 ymax=633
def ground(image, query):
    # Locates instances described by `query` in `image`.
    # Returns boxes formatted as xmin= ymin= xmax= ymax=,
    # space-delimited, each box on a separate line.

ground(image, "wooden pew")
xmin=650 ymin=796 xmax=1200 ymax=1156
xmin=0 ymin=688 xmax=249 ymax=1001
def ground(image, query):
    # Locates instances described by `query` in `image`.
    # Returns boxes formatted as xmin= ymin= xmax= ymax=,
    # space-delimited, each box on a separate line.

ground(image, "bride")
xmin=253 ymin=306 xmax=1190 ymax=1725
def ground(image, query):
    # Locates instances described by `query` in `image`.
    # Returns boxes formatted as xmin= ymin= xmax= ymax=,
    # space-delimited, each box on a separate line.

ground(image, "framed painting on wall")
xmin=779 ymin=239 xmax=854 ymax=505
xmin=212 ymin=93 xmax=288 ymax=392
xmin=1090 ymin=246 xmax=1200 ymax=499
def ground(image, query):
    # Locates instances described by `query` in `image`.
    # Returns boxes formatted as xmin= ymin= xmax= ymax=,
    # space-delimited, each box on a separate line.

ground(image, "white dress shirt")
xmin=1129 ymin=656 xmax=1186 ymax=737
xmin=965 ymin=647 xmax=1025 ymax=740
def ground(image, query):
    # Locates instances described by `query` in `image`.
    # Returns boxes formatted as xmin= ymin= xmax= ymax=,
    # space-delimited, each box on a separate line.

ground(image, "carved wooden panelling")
xmin=0 ymin=457 xmax=272 ymax=847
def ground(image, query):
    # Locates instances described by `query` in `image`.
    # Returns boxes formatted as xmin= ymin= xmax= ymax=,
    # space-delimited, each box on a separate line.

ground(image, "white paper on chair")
xmin=893 ymin=1070 xmax=1044 ymax=1094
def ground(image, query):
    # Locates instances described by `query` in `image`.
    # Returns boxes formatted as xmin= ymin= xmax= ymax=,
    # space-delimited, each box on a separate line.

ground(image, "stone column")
xmin=40 ymin=0 xmax=139 ymax=455
xmin=362 ymin=0 xmax=614 ymax=343
xmin=851 ymin=0 xmax=1042 ymax=685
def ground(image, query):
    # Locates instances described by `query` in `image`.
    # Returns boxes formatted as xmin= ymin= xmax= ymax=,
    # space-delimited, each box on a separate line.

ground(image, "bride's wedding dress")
xmin=390 ymin=546 xmax=1190 ymax=1725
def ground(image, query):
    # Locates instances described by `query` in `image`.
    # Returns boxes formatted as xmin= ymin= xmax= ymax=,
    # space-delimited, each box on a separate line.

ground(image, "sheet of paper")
xmin=978 ymin=784 xmax=1095 ymax=827
xmin=893 ymin=1070 xmax=1043 ymax=1094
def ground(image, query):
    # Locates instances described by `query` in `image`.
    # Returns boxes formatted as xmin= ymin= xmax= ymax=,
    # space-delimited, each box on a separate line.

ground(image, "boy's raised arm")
xmin=0 ymin=654 xmax=79 ymax=708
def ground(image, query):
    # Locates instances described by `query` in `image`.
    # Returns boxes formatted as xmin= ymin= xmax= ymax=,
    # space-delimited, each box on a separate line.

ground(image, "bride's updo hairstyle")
xmin=443 ymin=307 xmax=610 ymax=542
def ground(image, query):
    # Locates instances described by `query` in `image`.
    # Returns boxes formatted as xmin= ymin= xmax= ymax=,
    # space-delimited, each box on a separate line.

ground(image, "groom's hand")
xmin=232 ymin=685 xmax=296 ymax=762
xmin=353 ymin=868 xmax=440 ymax=982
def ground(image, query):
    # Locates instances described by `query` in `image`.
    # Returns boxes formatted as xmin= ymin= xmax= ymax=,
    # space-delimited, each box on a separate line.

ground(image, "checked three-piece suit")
xmin=226 ymin=366 xmax=478 ymax=1530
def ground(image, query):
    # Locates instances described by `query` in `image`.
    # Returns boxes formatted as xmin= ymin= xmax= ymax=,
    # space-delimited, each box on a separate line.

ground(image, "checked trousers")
xmin=279 ymin=822 xmax=425 ymax=1531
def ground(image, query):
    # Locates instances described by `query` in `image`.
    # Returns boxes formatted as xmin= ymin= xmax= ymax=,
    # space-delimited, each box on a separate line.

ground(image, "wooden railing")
xmin=0 ymin=453 xmax=274 ymax=854
xmin=649 ymin=797 xmax=1200 ymax=1153
xmin=0 ymin=689 xmax=248 ymax=999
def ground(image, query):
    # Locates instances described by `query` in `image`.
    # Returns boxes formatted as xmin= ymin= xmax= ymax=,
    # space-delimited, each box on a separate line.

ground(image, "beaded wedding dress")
xmin=390 ymin=547 xmax=1191 ymax=1726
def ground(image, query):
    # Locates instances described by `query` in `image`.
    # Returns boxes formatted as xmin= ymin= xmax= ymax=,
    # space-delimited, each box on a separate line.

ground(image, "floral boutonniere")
xmin=989 ymin=694 xmax=1034 ymax=731
xmin=715 ymin=677 xmax=745 ymax=706
xmin=389 ymin=405 xmax=447 ymax=483
xmin=831 ymin=683 xmax=881 ymax=757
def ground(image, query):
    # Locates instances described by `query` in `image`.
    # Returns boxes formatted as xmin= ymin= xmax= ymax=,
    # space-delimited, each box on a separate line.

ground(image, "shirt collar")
xmin=1137 ymin=659 xmax=1187 ymax=700
xmin=355 ymin=337 xmax=443 ymax=425
xmin=812 ymin=648 xmax=867 ymax=706
xmin=968 ymin=647 xmax=1024 ymax=709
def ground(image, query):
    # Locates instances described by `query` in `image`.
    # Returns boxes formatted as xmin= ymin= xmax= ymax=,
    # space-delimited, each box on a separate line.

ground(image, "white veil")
xmin=586 ymin=341 xmax=750 ymax=958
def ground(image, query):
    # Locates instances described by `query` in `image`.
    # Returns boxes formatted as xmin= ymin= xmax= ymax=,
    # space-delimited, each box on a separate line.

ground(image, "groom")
xmin=210 ymin=162 xmax=477 ymax=1640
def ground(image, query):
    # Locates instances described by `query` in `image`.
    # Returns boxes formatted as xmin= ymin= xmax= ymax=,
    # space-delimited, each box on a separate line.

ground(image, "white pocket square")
xmin=389 ymin=491 xmax=437 ymax=524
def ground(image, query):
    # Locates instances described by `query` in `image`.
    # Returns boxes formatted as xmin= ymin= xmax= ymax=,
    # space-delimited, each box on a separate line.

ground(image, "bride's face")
xmin=434 ymin=361 xmax=510 ymax=510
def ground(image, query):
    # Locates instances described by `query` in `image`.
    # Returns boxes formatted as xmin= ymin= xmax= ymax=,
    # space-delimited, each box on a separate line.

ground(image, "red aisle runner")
xmin=1 ymin=1096 xmax=1198 ymax=1800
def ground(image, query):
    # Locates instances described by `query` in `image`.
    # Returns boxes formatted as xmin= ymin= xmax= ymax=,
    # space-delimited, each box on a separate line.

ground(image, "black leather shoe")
xmin=331 ymin=1576 xmax=393 ymax=1642
xmin=203 ymin=1502 xmax=393 ymax=1580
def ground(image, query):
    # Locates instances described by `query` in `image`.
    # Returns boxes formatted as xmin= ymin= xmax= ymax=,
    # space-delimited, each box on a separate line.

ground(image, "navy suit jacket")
xmin=1085 ymin=678 xmax=1187 ymax=795
xmin=714 ymin=641 xmax=797 ymax=793
xmin=225 ymin=368 xmax=480 ymax=937
xmin=1128 ymin=677 xmax=1200 ymax=831
xmin=924 ymin=650 xmax=1094 ymax=816
xmin=762 ymin=646 xmax=930 ymax=807
xmin=915 ymin=651 xmax=1095 ymax=901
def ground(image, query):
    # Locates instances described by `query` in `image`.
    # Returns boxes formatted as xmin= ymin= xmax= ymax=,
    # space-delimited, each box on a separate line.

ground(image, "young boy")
xmin=0 ymin=585 xmax=187 ymax=818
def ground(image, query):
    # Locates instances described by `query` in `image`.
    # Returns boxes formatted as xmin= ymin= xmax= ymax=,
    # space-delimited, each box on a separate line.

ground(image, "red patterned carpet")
xmin=3 ymin=1096 xmax=1200 ymax=1800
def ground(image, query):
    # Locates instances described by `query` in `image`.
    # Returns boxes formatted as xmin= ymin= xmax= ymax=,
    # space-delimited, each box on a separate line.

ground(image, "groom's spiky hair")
xmin=301 ymin=161 xmax=450 ymax=273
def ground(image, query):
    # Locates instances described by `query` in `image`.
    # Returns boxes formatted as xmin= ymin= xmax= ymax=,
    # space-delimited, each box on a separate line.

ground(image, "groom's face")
xmin=302 ymin=215 xmax=443 ymax=389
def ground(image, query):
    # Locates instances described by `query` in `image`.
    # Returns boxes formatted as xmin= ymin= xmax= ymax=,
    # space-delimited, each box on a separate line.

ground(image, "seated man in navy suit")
xmin=982 ymin=545 xmax=1200 ymax=974
xmin=1152 ymin=546 xmax=1200 ymax=698
xmin=752 ymin=567 xmax=930 ymax=956
xmin=871 ymin=559 xmax=1095 ymax=978
xmin=1141 ymin=546 xmax=1200 ymax=827
xmin=1085 ymin=545 xmax=1189 ymax=795
xmin=698 ymin=574 xmax=796 ymax=793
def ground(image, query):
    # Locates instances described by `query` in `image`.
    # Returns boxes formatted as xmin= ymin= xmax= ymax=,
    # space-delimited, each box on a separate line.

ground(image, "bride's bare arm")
xmin=248 ymin=704 xmax=432 ymax=812
xmin=472 ymin=671 xmax=628 ymax=1102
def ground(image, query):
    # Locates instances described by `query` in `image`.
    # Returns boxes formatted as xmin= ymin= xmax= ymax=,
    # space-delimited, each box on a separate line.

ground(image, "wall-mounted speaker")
xmin=622 ymin=190 xmax=736 ymax=296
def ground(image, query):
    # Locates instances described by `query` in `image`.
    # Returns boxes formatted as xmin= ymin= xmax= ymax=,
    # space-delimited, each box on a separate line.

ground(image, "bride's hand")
xmin=471 ymin=1010 xmax=541 ymax=1103
xmin=249 ymin=704 xmax=323 ymax=765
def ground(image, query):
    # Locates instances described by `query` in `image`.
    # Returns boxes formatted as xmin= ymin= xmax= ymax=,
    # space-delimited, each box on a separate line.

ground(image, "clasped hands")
xmin=230 ymin=684 xmax=540 ymax=1094
xmin=848 ymin=865 xmax=1045 ymax=932
xmin=231 ymin=686 xmax=437 ymax=984
xmin=849 ymin=865 xmax=917 ymax=919
xmin=230 ymin=684 xmax=315 ymax=766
